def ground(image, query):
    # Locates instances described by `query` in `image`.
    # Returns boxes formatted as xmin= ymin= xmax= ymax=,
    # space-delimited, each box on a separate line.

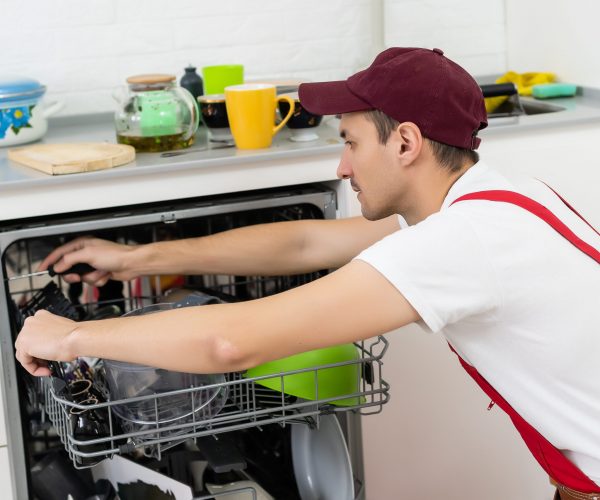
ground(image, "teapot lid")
xmin=126 ymin=74 xmax=176 ymax=85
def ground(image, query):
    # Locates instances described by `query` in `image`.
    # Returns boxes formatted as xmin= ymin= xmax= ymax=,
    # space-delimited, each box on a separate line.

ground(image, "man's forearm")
xmin=124 ymin=216 xmax=400 ymax=279
xmin=60 ymin=260 xmax=418 ymax=375
xmin=127 ymin=220 xmax=323 ymax=277
xmin=66 ymin=305 xmax=244 ymax=373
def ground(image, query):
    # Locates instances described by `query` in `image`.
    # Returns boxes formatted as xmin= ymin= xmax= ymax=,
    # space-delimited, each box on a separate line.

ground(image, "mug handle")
xmin=272 ymin=95 xmax=295 ymax=136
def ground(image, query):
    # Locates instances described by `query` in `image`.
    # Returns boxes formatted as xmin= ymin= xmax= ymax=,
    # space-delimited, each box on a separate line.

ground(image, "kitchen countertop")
xmin=0 ymin=115 xmax=346 ymax=188
xmin=1 ymin=86 xmax=599 ymax=223
xmin=0 ymin=117 xmax=346 ymax=222
xmin=480 ymin=86 xmax=600 ymax=133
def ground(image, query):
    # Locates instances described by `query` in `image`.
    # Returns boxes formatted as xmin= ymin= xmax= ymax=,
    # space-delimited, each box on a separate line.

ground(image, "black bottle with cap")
xmin=180 ymin=65 xmax=204 ymax=101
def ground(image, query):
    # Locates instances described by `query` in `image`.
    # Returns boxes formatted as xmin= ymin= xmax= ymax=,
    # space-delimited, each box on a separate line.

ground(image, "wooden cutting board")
xmin=8 ymin=143 xmax=136 ymax=175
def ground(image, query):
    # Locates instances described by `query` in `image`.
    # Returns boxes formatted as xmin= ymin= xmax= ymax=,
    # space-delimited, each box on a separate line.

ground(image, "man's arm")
xmin=42 ymin=215 xmax=400 ymax=284
xmin=15 ymin=259 xmax=418 ymax=375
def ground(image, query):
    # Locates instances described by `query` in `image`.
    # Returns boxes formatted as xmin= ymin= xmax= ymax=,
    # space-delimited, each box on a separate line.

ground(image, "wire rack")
xmin=42 ymin=336 xmax=389 ymax=469
xmin=9 ymin=271 xmax=390 ymax=470
xmin=4 ymin=200 xmax=390 ymax=477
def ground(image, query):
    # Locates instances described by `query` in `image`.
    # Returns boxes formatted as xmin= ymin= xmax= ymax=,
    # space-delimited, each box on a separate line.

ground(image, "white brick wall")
xmin=384 ymin=0 xmax=507 ymax=76
xmin=1 ymin=0 xmax=380 ymax=116
xmin=0 ymin=0 xmax=507 ymax=117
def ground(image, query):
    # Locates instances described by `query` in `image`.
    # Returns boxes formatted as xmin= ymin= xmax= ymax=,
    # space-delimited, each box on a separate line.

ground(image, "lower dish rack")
xmin=42 ymin=336 xmax=389 ymax=469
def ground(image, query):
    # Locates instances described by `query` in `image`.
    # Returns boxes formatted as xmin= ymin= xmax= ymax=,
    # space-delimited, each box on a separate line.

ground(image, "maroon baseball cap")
xmin=298 ymin=47 xmax=487 ymax=150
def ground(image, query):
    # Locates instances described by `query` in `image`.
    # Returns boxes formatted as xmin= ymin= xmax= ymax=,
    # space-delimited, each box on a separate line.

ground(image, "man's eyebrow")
xmin=339 ymin=129 xmax=347 ymax=139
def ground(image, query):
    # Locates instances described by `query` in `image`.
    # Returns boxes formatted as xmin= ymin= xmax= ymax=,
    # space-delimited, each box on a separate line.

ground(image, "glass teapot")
xmin=114 ymin=74 xmax=199 ymax=152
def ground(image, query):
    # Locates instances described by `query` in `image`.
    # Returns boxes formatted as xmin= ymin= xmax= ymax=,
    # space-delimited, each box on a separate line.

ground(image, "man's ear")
xmin=393 ymin=122 xmax=424 ymax=163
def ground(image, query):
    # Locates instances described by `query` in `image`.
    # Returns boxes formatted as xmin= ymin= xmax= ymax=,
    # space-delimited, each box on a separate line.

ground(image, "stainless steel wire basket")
xmin=42 ymin=336 xmax=389 ymax=469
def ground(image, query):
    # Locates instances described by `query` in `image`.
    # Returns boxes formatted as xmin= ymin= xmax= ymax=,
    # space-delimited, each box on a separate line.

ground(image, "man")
xmin=15 ymin=48 xmax=600 ymax=499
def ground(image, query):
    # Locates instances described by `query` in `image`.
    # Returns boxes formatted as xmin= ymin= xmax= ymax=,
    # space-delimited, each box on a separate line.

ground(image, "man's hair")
xmin=364 ymin=109 xmax=479 ymax=173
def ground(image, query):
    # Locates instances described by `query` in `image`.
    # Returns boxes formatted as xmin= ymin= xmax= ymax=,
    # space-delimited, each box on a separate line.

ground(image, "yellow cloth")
xmin=484 ymin=71 xmax=556 ymax=114
xmin=497 ymin=71 xmax=555 ymax=95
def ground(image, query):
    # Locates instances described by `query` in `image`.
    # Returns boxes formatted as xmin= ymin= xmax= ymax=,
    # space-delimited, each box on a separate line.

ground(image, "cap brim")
xmin=299 ymin=81 xmax=372 ymax=116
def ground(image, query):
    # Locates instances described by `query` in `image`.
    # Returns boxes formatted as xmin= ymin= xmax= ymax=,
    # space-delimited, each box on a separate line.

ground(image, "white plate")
xmin=291 ymin=414 xmax=355 ymax=500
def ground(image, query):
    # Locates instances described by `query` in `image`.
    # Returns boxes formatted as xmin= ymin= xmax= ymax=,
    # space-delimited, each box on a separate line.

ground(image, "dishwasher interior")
xmin=0 ymin=184 xmax=390 ymax=500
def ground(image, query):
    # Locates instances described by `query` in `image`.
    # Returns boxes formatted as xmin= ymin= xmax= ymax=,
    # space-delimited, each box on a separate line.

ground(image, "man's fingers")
xmin=15 ymin=350 xmax=47 ymax=376
xmin=62 ymin=270 xmax=110 ymax=286
xmin=38 ymin=236 xmax=93 ymax=271
xmin=52 ymin=248 xmax=91 ymax=274
xmin=59 ymin=273 xmax=82 ymax=283
xmin=93 ymin=272 xmax=112 ymax=287
xmin=32 ymin=365 xmax=52 ymax=377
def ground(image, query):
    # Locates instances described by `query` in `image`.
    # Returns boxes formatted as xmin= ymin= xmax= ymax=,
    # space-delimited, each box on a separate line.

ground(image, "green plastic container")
xmin=244 ymin=344 xmax=365 ymax=407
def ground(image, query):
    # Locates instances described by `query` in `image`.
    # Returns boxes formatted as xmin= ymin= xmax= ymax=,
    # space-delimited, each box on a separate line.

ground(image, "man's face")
xmin=337 ymin=112 xmax=401 ymax=220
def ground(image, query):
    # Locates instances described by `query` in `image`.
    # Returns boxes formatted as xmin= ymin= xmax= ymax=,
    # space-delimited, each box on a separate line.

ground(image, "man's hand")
xmin=15 ymin=310 xmax=79 ymax=376
xmin=39 ymin=236 xmax=138 ymax=286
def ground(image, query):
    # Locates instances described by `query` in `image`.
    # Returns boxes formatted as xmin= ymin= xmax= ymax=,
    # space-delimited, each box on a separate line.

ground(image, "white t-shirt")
xmin=355 ymin=162 xmax=600 ymax=483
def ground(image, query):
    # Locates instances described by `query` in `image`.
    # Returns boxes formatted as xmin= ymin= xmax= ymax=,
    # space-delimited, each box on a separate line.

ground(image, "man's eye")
xmin=345 ymin=141 xmax=353 ymax=148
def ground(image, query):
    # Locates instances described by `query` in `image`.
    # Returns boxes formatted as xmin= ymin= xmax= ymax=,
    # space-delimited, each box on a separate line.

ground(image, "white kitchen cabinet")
xmin=481 ymin=121 xmax=600 ymax=227
xmin=362 ymin=325 xmax=555 ymax=500
xmin=361 ymin=121 xmax=600 ymax=500
xmin=0 ymin=446 xmax=13 ymax=497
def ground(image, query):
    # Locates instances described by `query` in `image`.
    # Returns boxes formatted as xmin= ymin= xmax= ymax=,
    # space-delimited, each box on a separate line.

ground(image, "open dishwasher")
xmin=0 ymin=183 xmax=390 ymax=500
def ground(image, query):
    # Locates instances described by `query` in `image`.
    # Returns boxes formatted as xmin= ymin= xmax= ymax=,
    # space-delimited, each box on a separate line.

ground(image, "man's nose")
xmin=337 ymin=153 xmax=352 ymax=179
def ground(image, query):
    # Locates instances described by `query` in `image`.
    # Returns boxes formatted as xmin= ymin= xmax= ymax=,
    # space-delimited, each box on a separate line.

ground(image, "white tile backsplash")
xmin=0 ymin=0 xmax=508 ymax=117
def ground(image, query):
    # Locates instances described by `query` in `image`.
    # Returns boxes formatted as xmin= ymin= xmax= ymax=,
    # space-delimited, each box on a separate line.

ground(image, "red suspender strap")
xmin=452 ymin=190 xmax=600 ymax=263
xmin=448 ymin=343 xmax=600 ymax=493
xmin=449 ymin=189 xmax=600 ymax=492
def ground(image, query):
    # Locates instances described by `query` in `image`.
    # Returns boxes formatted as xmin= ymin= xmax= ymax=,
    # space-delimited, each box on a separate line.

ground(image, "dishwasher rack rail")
xmin=42 ymin=336 xmax=389 ymax=469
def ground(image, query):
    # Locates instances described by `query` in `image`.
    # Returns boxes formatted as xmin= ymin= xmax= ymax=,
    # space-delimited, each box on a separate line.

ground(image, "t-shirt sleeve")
xmin=354 ymin=210 xmax=500 ymax=333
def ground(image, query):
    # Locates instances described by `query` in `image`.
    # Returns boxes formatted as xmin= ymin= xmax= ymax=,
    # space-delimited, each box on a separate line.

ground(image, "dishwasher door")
xmin=0 ymin=184 xmax=389 ymax=499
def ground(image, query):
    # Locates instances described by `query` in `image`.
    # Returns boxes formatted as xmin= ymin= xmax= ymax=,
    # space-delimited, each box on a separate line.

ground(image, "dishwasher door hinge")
xmin=161 ymin=212 xmax=177 ymax=224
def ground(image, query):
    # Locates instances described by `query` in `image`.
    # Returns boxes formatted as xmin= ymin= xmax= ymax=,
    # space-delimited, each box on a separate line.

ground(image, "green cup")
xmin=202 ymin=64 xmax=244 ymax=95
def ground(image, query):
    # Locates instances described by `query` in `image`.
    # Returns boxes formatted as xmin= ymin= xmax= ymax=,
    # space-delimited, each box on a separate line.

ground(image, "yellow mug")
xmin=224 ymin=83 xmax=295 ymax=149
